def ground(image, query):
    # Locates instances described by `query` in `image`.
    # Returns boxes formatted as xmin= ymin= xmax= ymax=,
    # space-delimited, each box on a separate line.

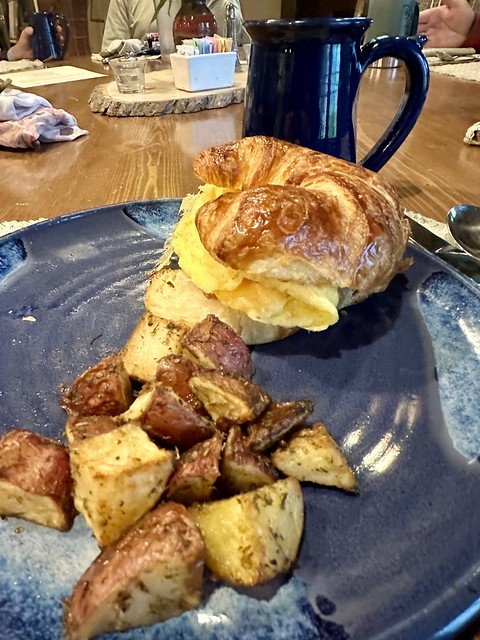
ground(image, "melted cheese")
xmin=171 ymin=185 xmax=340 ymax=332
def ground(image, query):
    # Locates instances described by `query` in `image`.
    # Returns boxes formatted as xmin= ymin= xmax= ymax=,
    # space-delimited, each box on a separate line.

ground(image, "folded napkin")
xmin=423 ymin=47 xmax=480 ymax=66
xmin=0 ymin=88 xmax=88 ymax=149
xmin=0 ymin=59 xmax=45 ymax=74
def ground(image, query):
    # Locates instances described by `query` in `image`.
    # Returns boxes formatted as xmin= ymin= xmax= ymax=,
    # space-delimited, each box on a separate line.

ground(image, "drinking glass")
xmin=109 ymin=57 xmax=147 ymax=94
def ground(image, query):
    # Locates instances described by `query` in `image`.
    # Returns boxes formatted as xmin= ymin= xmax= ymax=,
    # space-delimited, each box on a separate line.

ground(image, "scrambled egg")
xmin=170 ymin=185 xmax=340 ymax=332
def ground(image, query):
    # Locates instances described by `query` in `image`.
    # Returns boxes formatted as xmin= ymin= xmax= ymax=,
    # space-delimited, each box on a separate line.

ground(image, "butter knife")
xmin=408 ymin=217 xmax=480 ymax=283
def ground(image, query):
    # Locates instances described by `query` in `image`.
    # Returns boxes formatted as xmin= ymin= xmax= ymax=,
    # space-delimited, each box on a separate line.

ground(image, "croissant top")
xmin=192 ymin=136 xmax=410 ymax=301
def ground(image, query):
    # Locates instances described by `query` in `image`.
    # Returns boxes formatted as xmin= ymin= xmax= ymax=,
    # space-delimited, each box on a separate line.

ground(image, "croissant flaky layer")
xmin=193 ymin=136 xmax=411 ymax=299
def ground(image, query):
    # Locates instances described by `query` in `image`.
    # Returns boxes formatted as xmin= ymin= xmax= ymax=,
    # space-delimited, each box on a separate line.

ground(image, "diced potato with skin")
xmin=114 ymin=385 xmax=155 ymax=424
xmin=65 ymin=415 xmax=118 ymax=445
xmin=69 ymin=423 xmax=174 ymax=547
xmin=181 ymin=314 xmax=254 ymax=378
xmin=166 ymin=434 xmax=223 ymax=505
xmin=64 ymin=502 xmax=205 ymax=640
xmin=60 ymin=354 xmax=133 ymax=417
xmin=142 ymin=383 xmax=216 ymax=449
xmin=120 ymin=312 xmax=190 ymax=383
xmin=271 ymin=422 xmax=358 ymax=493
xmin=0 ymin=429 xmax=76 ymax=531
xmin=189 ymin=370 xmax=270 ymax=429
xmin=245 ymin=399 xmax=315 ymax=453
xmin=221 ymin=426 xmax=279 ymax=495
xmin=188 ymin=476 xmax=304 ymax=586
xmin=155 ymin=354 xmax=208 ymax=414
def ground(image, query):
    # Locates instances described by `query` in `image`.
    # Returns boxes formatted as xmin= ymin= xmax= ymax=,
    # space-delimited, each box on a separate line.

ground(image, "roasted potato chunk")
xmin=245 ymin=400 xmax=314 ymax=453
xmin=189 ymin=370 xmax=270 ymax=429
xmin=60 ymin=354 xmax=133 ymax=417
xmin=181 ymin=314 xmax=254 ymax=378
xmin=166 ymin=434 xmax=223 ymax=505
xmin=65 ymin=414 xmax=118 ymax=445
xmin=69 ymin=422 xmax=174 ymax=547
xmin=0 ymin=429 xmax=76 ymax=531
xmin=271 ymin=422 xmax=358 ymax=493
xmin=142 ymin=383 xmax=216 ymax=449
xmin=64 ymin=502 xmax=204 ymax=640
xmin=120 ymin=312 xmax=189 ymax=383
xmin=114 ymin=384 xmax=155 ymax=424
xmin=221 ymin=426 xmax=278 ymax=495
xmin=155 ymin=354 xmax=207 ymax=413
xmin=188 ymin=476 xmax=304 ymax=586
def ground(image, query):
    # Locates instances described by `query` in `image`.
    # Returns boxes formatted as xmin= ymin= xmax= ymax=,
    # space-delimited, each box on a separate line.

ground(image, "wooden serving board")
xmin=88 ymin=67 xmax=247 ymax=117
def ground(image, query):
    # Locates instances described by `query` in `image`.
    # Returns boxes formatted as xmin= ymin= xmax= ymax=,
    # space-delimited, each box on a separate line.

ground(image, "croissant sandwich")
xmin=147 ymin=136 xmax=411 ymax=344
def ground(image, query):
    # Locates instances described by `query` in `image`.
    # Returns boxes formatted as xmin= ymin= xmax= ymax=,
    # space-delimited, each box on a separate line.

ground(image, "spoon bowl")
xmin=447 ymin=204 xmax=480 ymax=260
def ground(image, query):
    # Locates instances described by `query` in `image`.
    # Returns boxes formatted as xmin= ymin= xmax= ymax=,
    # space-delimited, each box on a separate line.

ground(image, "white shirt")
xmin=101 ymin=0 xmax=245 ymax=53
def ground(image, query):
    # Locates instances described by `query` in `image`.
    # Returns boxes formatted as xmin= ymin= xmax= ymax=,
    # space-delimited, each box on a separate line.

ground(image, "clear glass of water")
xmin=109 ymin=57 xmax=147 ymax=94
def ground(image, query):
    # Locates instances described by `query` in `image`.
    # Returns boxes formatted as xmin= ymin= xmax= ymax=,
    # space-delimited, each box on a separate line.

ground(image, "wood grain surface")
xmin=0 ymin=57 xmax=479 ymax=227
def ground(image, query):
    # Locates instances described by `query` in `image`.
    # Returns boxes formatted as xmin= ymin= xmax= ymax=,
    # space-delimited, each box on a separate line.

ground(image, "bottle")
xmin=172 ymin=0 xmax=217 ymax=47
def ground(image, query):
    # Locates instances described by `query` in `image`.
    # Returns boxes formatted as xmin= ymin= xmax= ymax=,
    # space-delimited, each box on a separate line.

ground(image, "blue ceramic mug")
xmin=31 ymin=12 xmax=70 ymax=61
xmin=242 ymin=18 xmax=429 ymax=172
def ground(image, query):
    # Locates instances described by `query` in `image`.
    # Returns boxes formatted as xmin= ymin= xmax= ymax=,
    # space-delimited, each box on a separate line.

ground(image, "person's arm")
xmin=101 ymin=0 xmax=135 ymax=50
xmin=417 ymin=0 xmax=475 ymax=48
xmin=4 ymin=26 xmax=34 ymax=61
xmin=463 ymin=11 xmax=480 ymax=51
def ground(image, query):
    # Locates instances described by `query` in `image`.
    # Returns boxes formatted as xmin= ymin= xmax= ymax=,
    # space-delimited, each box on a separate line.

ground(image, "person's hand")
xmin=8 ymin=26 xmax=34 ymax=61
xmin=417 ymin=0 xmax=476 ymax=48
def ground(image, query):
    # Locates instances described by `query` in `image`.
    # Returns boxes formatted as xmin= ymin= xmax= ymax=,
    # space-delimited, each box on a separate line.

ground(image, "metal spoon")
xmin=447 ymin=204 xmax=480 ymax=259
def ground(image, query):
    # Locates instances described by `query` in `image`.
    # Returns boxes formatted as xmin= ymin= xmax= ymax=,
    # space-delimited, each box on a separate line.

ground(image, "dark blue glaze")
xmin=242 ymin=18 xmax=429 ymax=171
xmin=1 ymin=200 xmax=480 ymax=640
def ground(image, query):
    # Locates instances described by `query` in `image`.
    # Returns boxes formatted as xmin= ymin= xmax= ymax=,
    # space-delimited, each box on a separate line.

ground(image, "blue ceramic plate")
xmin=1 ymin=199 xmax=480 ymax=640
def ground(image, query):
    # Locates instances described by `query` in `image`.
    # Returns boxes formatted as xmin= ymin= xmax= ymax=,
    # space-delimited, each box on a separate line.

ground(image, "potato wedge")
xmin=188 ymin=476 xmax=303 ymax=586
xmin=69 ymin=422 xmax=174 ymax=547
xmin=120 ymin=312 xmax=189 ymax=383
xmin=271 ymin=422 xmax=358 ymax=492
xmin=64 ymin=502 xmax=204 ymax=640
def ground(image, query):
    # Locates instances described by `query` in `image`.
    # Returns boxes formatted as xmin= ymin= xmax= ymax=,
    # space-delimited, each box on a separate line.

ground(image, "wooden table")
xmin=1 ymin=55 xmax=479 ymax=225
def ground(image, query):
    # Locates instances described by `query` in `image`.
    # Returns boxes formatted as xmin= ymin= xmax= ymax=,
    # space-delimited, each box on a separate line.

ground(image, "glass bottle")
xmin=172 ymin=0 xmax=217 ymax=47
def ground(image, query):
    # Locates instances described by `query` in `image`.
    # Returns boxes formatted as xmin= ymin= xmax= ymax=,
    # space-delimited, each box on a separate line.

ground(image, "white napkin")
xmin=0 ymin=88 xmax=88 ymax=149
xmin=0 ymin=87 xmax=52 ymax=121
xmin=0 ymin=107 xmax=88 ymax=148
xmin=0 ymin=59 xmax=45 ymax=74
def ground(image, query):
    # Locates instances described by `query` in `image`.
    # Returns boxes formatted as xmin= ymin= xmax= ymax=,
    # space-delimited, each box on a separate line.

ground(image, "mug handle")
xmin=358 ymin=34 xmax=429 ymax=172
xmin=53 ymin=14 xmax=70 ymax=60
